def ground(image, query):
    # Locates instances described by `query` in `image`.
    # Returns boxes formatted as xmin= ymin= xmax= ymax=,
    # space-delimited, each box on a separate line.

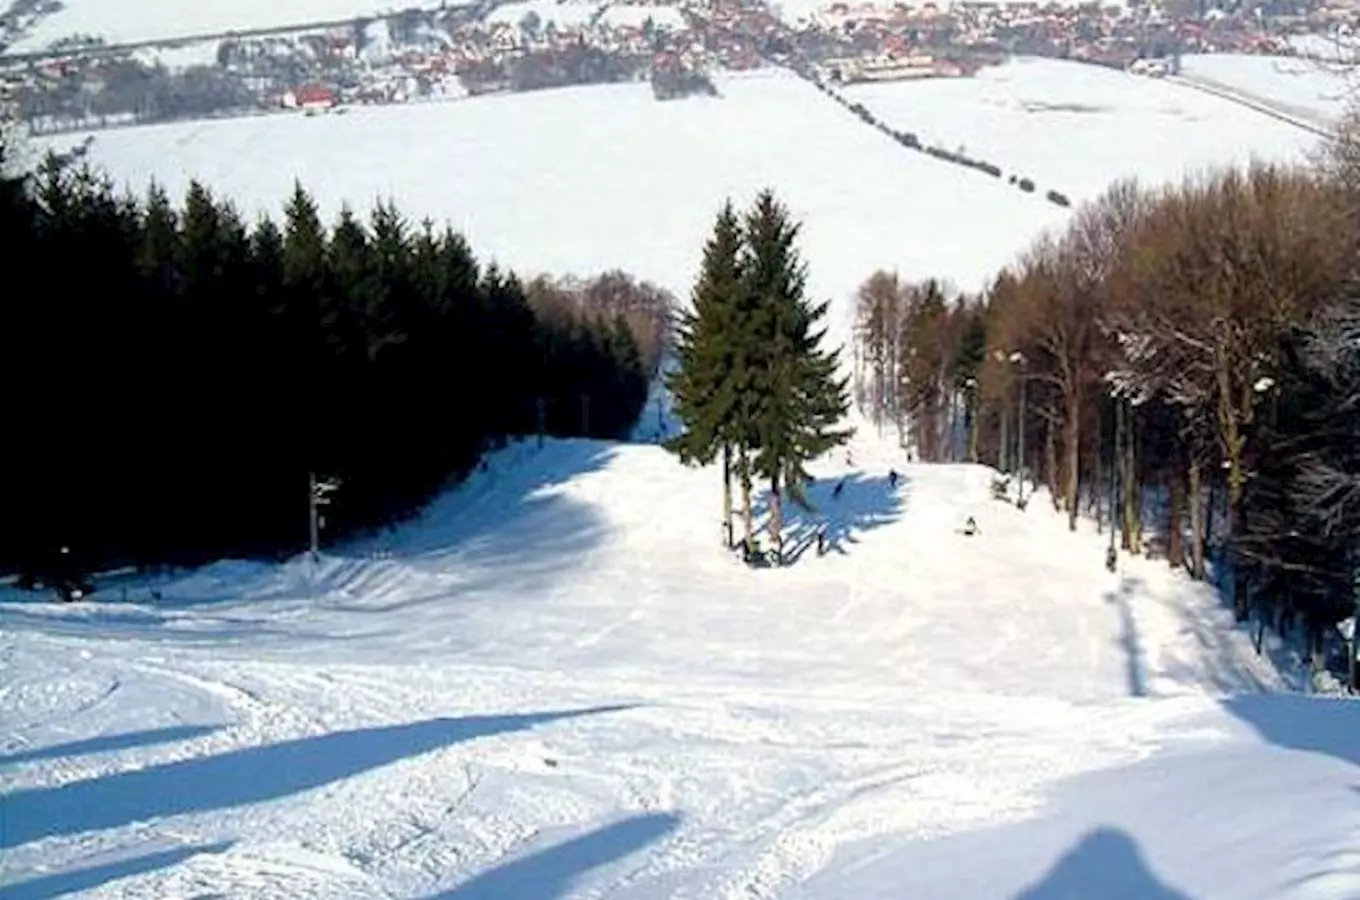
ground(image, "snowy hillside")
xmin=3 ymin=428 xmax=1355 ymax=898
xmin=845 ymin=56 xmax=1323 ymax=208
xmin=43 ymin=60 xmax=1323 ymax=352
xmin=44 ymin=68 xmax=1078 ymax=351
xmin=1176 ymin=53 xmax=1357 ymax=129
xmin=6 ymin=0 xmax=454 ymax=50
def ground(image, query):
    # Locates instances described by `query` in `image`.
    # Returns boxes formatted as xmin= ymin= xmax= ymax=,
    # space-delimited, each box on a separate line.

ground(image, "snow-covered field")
xmin=3 ymin=427 xmax=1355 ymax=898
xmin=1176 ymin=53 xmax=1357 ymax=130
xmin=4 ymin=0 xmax=459 ymax=50
xmin=41 ymin=60 xmax=1325 ymax=349
xmin=43 ymin=68 xmax=1081 ymax=349
xmin=845 ymin=56 xmax=1323 ymax=208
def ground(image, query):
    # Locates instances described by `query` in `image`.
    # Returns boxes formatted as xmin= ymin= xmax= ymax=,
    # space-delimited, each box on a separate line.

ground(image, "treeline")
xmin=856 ymin=151 xmax=1360 ymax=689
xmin=667 ymin=191 xmax=852 ymax=566
xmin=0 ymin=142 xmax=665 ymax=583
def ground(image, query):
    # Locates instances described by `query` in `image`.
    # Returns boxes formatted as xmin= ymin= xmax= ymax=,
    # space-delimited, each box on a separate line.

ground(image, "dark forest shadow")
xmin=1 ymin=704 xmax=634 ymax=850
xmin=425 ymin=812 xmax=682 ymax=899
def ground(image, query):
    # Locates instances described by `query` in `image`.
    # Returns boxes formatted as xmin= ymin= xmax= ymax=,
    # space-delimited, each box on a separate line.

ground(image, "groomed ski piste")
xmin=2 ymin=415 xmax=1357 ymax=899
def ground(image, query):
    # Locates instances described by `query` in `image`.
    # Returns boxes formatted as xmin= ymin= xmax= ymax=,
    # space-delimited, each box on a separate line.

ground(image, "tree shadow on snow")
xmin=425 ymin=812 xmax=682 ymax=899
xmin=1010 ymin=827 xmax=1196 ymax=900
xmin=0 ymin=842 xmax=233 ymax=900
xmin=1221 ymin=693 xmax=1360 ymax=769
xmin=0 ymin=704 xmax=634 ymax=851
xmin=35 ymin=440 xmax=624 ymax=626
xmin=357 ymin=439 xmax=619 ymax=560
xmin=1103 ymin=576 xmax=1149 ymax=698
xmin=0 ymin=724 xmax=225 ymax=766
xmin=756 ymin=471 xmax=907 ymax=564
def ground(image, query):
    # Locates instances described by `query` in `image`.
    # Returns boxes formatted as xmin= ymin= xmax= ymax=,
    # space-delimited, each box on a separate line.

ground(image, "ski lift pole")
xmin=309 ymin=472 xmax=342 ymax=564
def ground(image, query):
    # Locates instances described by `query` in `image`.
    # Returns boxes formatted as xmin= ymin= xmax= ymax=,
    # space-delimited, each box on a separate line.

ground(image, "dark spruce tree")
xmin=0 ymin=152 xmax=657 ymax=589
xmin=665 ymin=199 xmax=748 ymax=548
xmin=742 ymin=189 xmax=852 ymax=564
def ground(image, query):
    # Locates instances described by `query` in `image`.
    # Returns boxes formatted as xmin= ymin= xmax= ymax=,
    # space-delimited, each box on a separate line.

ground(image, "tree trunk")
xmin=999 ymin=408 xmax=1010 ymax=472
xmin=1093 ymin=407 xmax=1103 ymax=535
xmin=739 ymin=443 xmax=754 ymax=549
xmin=1063 ymin=396 xmax=1080 ymax=531
xmin=1228 ymin=478 xmax=1249 ymax=621
xmin=722 ymin=442 xmax=733 ymax=549
xmin=1189 ymin=459 xmax=1206 ymax=580
xmin=968 ymin=396 xmax=980 ymax=463
xmin=1045 ymin=424 xmax=1060 ymax=511
xmin=1166 ymin=466 xmax=1185 ymax=569
xmin=1119 ymin=402 xmax=1135 ymax=552
xmin=769 ymin=474 xmax=784 ymax=566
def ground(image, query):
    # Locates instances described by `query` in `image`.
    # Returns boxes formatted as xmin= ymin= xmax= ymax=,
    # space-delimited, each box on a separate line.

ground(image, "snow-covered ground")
xmin=845 ymin=56 xmax=1323 ymax=208
xmin=40 ymin=60 xmax=1323 ymax=352
xmin=3 ymin=425 xmax=1354 ymax=898
xmin=4 ymin=0 xmax=458 ymax=50
xmin=1176 ymin=53 xmax=1357 ymax=130
xmin=42 ymin=67 xmax=1080 ymax=351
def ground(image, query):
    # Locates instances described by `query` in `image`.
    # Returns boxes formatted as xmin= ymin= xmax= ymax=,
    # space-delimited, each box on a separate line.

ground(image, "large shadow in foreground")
xmin=1011 ymin=828 xmax=1196 ymax=900
xmin=0 ymin=705 xmax=634 ymax=850
xmin=1222 ymin=693 xmax=1359 ymax=768
xmin=426 ymin=812 xmax=682 ymax=899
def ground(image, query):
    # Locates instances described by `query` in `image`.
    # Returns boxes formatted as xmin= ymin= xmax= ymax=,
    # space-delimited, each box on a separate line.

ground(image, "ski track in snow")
xmin=0 ymin=418 xmax=1326 ymax=899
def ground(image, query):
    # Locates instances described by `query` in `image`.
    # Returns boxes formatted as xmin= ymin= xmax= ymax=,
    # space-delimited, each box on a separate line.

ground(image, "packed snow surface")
xmin=845 ymin=56 xmax=1322 ymax=207
xmin=2 ymin=426 xmax=1357 ymax=898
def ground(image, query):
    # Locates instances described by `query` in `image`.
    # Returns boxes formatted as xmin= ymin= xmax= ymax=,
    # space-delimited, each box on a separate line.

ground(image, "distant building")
xmin=283 ymin=84 xmax=339 ymax=110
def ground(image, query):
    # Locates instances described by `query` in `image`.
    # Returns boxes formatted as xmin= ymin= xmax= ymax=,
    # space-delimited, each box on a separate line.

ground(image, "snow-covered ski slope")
xmin=3 ymin=425 xmax=1357 ymax=899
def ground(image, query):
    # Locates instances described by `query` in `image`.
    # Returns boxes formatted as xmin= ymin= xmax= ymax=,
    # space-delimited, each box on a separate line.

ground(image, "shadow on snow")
xmin=0 ymin=724 xmax=226 ymax=767
xmin=0 ymin=842 xmax=233 ymax=900
xmin=1221 ymin=692 xmax=1360 ymax=769
xmin=0 ymin=704 xmax=635 ymax=851
xmin=1010 ymin=827 xmax=1195 ymax=900
xmin=0 ymin=439 xmax=620 ymax=635
xmin=1104 ymin=576 xmax=1149 ymax=698
xmin=754 ymin=471 xmax=907 ymax=564
xmin=425 ymin=812 xmax=682 ymax=899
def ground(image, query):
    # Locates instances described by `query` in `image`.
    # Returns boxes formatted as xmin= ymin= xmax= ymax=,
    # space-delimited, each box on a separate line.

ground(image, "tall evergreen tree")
xmin=665 ymin=200 xmax=748 ymax=547
xmin=743 ymin=190 xmax=852 ymax=563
